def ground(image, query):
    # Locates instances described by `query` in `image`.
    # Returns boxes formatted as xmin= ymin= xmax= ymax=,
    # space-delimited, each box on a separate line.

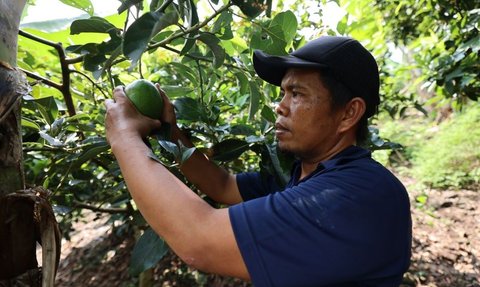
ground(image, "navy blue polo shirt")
xmin=228 ymin=145 xmax=412 ymax=287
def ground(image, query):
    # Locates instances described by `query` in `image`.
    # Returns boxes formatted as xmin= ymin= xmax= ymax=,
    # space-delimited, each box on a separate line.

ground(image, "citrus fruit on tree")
xmin=125 ymin=79 xmax=164 ymax=119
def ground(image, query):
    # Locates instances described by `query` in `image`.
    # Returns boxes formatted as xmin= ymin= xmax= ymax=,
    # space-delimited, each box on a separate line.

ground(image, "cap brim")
xmin=253 ymin=50 xmax=328 ymax=86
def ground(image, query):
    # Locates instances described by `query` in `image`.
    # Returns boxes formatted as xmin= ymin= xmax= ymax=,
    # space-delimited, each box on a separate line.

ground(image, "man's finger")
xmin=104 ymin=98 xmax=114 ymax=108
xmin=155 ymin=84 xmax=175 ymax=112
xmin=113 ymin=86 xmax=128 ymax=103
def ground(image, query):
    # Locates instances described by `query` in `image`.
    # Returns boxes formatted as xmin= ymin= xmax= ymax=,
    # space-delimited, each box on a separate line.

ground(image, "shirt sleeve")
xmin=229 ymin=166 xmax=411 ymax=287
xmin=236 ymin=172 xmax=281 ymax=201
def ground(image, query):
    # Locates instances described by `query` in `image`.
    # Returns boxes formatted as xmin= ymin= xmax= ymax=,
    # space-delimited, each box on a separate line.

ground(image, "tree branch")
xmin=73 ymin=200 xmax=129 ymax=214
xmin=161 ymin=44 xmax=248 ymax=72
xmin=19 ymin=67 xmax=62 ymax=90
xmin=69 ymin=69 xmax=109 ymax=99
xmin=65 ymin=55 xmax=84 ymax=65
xmin=19 ymin=30 xmax=76 ymax=117
xmin=149 ymin=2 xmax=233 ymax=51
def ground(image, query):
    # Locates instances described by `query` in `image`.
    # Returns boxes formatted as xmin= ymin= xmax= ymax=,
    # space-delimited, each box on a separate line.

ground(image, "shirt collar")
xmin=321 ymin=145 xmax=371 ymax=170
xmin=289 ymin=145 xmax=371 ymax=187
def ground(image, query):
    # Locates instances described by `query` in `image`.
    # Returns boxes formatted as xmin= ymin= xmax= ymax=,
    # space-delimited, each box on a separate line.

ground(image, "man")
xmin=105 ymin=36 xmax=412 ymax=286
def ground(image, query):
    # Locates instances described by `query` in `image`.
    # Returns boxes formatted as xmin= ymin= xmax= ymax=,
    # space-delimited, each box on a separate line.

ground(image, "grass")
xmin=375 ymin=103 xmax=480 ymax=189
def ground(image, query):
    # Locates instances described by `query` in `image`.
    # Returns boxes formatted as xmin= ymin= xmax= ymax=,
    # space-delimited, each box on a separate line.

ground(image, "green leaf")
xmin=123 ymin=10 xmax=177 ymax=69
xmin=265 ymin=142 xmax=294 ymax=186
xmin=181 ymin=0 xmax=199 ymax=27
xmin=21 ymin=117 xmax=40 ymax=131
xmin=212 ymin=11 xmax=233 ymax=40
xmin=230 ymin=124 xmax=256 ymax=136
xmin=158 ymin=140 xmax=180 ymax=158
xmin=39 ymin=131 xmax=63 ymax=147
xmin=117 ymin=0 xmax=142 ymax=14
xmin=66 ymin=43 xmax=97 ymax=54
xmin=248 ymin=82 xmax=261 ymax=121
xmin=152 ymin=6 xmax=179 ymax=34
xmin=49 ymin=118 xmax=65 ymax=136
xmin=96 ymin=45 xmax=122 ymax=80
xmin=123 ymin=11 xmax=160 ymax=65
xmin=336 ymin=15 xmax=348 ymax=35
xmin=83 ymin=53 xmax=107 ymax=73
xmin=180 ymin=33 xmax=197 ymax=55
xmin=59 ymin=0 xmax=94 ymax=15
xmin=197 ymin=33 xmax=226 ymax=68
xmin=212 ymin=139 xmax=250 ymax=162
xmin=234 ymin=72 xmax=249 ymax=95
xmin=174 ymin=97 xmax=204 ymax=121
xmin=129 ymin=228 xmax=169 ymax=276
xmin=271 ymin=10 xmax=297 ymax=44
xmin=148 ymin=150 xmax=164 ymax=164
xmin=251 ymin=11 xmax=297 ymax=55
xmin=179 ymin=0 xmax=199 ymax=54
xmin=29 ymin=96 xmax=58 ymax=125
xmin=73 ymin=141 xmax=110 ymax=169
xmin=180 ymin=146 xmax=196 ymax=163
xmin=169 ymin=62 xmax=198 ymax=85
xmin=232 ymin=0 xmax=266 ymax=18
xmin=261 ymin=105 xmax=276 ymax=123
xmin=161 ymin=86 xmax=194 ymax=98
xmin=70 ymin=17 xmax=117 ymax=35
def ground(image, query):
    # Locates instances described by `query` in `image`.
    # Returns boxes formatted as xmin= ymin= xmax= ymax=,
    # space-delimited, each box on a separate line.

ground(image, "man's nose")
xmin=275 ymin=95 xmax=289 ymax=117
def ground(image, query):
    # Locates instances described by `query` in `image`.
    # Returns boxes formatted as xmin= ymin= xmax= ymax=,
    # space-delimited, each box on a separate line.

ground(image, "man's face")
xmin=275 ymin=68 xmax=344 ymax=159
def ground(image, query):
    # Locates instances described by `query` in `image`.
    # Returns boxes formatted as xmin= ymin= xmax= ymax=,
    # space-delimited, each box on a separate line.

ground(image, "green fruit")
xmin=125 ymin=79 xmax=163 ymax=119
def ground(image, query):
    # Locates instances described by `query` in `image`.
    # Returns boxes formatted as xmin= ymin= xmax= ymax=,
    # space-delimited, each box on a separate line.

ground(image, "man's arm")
xmin=170 ymin=127 xmax=243 ymax=205
xmin=159 ymin=88 xmax=242 ymax=205
xmin=105 ymin=90 xmax=249 ymax=279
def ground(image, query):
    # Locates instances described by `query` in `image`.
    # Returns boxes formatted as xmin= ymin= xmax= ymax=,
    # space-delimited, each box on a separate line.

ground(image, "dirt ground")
xmin=45 ymin=176 xmax=479 ymax=287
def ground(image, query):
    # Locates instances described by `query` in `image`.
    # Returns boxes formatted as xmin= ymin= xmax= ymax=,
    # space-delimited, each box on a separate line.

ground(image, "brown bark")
xmin=0 ymin=0 xmax=28 ymax=197
xmin=0 ymin=188 xmax=61 ymax=284
xmin=0 ymin=66 xmax=28 ymax=196
xmin=1 ymin=2 xmax=61 ymax=287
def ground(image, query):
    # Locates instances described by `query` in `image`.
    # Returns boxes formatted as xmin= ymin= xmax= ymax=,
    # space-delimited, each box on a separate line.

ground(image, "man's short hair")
xmin=320 ymin=72 xmax=370 ymax=144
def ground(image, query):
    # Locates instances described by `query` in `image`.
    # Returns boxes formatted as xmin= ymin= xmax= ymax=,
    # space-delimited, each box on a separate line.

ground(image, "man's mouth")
xmin=275 ymin=122 xmax=289 ymax=136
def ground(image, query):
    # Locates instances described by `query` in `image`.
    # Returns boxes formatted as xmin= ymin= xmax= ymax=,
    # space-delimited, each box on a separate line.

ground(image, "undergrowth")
xmin=376 ymin=103 xmax=480 ymax=190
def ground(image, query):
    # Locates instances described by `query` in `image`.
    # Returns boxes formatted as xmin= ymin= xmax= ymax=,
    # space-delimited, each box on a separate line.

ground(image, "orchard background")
xmin=0 ymin=0 xmax=478 ymax=286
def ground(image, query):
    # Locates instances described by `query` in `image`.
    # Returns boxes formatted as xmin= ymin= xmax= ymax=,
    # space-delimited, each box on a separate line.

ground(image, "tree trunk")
xmin=0 ymin=0 xmax=27 ymax=197
xmin=0 ymin=2 xmax=61 ymax=287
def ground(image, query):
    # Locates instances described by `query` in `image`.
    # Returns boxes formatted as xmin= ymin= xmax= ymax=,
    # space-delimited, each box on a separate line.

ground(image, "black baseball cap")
xmin=253 ymin=36 xmax=380 ymax=118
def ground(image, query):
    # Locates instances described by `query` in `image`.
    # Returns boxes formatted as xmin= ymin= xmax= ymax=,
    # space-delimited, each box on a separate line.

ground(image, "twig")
xmin=19 ymin=30 xmax=76 ymax=117
xmin=196 ymin=60 xmax=205 ymax=104
xmin=73 ymin=200 xmax=129 ymax=214
xmin=19 ymin=68 xmax=62 ymax=90
xmin=161 ymin=44 xmax=249 ymax=72
xmin=148 ymin=2 xmax=233 ymax=51
xmin=69 ymin=69 xmax=109 ymax=99
xmin=65 ymin=55 xmax=84 ymax=65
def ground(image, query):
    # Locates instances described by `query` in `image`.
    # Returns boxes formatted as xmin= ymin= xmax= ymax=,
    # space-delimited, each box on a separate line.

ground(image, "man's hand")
xmin=156 ymin=84 xmax=178 ymax=128
xmin=104 ymin=86 xmax=161 ymax=149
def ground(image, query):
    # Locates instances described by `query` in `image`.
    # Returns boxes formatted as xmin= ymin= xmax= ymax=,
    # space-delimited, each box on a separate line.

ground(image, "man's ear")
xmin=338 ymin=97 xmax=366 ymax=133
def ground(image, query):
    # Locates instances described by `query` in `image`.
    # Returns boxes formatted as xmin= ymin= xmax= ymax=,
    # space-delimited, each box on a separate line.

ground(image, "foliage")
xmin=411 ymin=104 xmax=480 ymax=189
xmin=375 ymin=0 xmax=479 ymax=105
xmin=340 ymin=0 xmax=479 ymax=119
xmin=129 ymin=227 xmax=169 ymax=276
xmin=18 ymin=0 xmax=300 ymax=276
xmin=16 ymin=0 xmax=480 ymax=279
xmin=372 ymin=111 xmax=431 ymax=167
